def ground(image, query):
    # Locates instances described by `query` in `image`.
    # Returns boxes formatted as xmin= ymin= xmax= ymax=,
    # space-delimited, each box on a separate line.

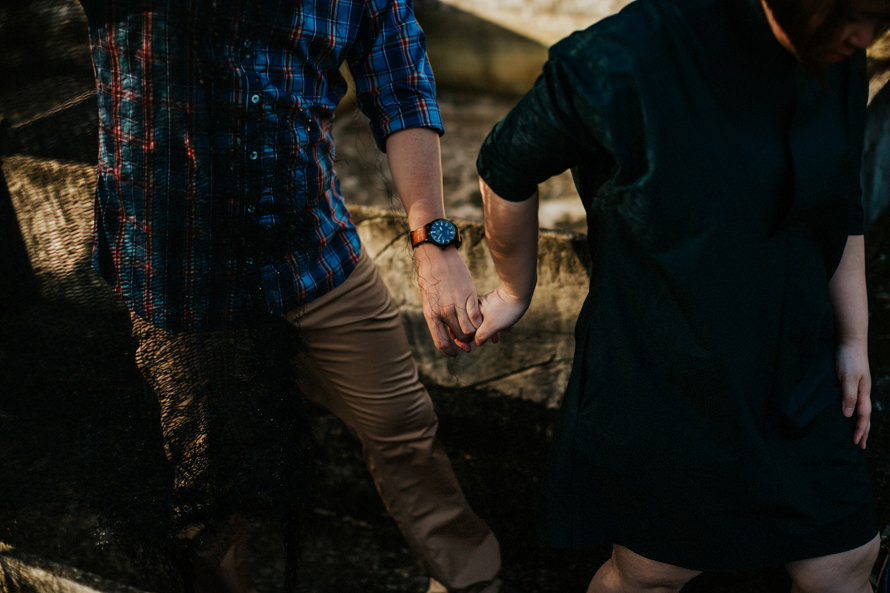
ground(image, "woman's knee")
xmin=786 ymin=534 xmax=880 ymax=593
xmin=588 ymin=546 xmax=700 ymax=593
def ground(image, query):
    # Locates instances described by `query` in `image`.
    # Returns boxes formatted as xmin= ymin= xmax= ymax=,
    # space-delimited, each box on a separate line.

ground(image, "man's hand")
xmin=836 ymin=339 xmax=872 ymax=449
xmin=413 ymin=243 xmax=481 ymax=356
xmin=383 ymin=128 xmax=479 ymax=356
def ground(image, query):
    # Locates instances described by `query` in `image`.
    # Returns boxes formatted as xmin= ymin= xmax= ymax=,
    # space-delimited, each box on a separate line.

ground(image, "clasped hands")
xmin=413 ymin=243 xmax=529 ymax=357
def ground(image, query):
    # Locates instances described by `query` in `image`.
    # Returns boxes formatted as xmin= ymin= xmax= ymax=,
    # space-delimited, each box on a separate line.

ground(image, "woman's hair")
xmin=763 ymin=0 xmax=890 ymax=67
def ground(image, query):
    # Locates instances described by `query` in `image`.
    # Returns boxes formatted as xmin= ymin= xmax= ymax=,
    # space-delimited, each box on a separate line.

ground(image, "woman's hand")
xmin=828 ymin=236 xmax=871 ymax=449
xmin=473 ymin=286 xmax=532 ymax=346
xmin=835 ymin=339 xmax=872 ymax=449
xmin=472 ymin=178 xmax=539 ymax=346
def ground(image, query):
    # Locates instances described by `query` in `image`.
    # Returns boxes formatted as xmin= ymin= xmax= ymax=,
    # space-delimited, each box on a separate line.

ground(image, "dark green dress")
xmin=477 ymin=0 xmax=876 ymax=570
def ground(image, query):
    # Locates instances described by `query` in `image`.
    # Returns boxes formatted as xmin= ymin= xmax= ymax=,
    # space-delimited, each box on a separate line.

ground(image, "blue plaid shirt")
xmin=81 ymin=0 xmax=443 ymax=331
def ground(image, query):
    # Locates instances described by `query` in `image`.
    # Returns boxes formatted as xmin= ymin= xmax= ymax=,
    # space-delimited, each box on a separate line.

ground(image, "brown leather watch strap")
xmin=410 ymin=227 xmax=430 ymax=248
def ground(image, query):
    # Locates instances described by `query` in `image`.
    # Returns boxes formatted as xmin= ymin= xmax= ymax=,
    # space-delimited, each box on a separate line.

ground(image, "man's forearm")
xmin=383 ymin=127 xmax=481 ymax=355
xmin=384 ymin=127 xmax=445 ymax=228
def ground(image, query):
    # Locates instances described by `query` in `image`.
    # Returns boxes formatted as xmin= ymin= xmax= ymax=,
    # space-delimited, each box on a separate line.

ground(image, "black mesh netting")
xmin=0 ymin=155 xmax=311 ymax=593
xmin=0 ymin=2 xmax=311 ymax=591
xmin=129 ymin=311 xmax=309 ymax=532
xmin=4 ymin=3 xmax=890 ymax=593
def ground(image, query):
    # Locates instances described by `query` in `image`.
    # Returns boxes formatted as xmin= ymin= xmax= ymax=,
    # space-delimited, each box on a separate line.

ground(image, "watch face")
xmin=429 ymin=219 xmax=456 ymax=246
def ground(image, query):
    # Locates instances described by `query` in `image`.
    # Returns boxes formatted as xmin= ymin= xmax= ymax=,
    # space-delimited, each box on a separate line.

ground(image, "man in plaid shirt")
xmin=78 ymin=1 xmax=503 ymax=591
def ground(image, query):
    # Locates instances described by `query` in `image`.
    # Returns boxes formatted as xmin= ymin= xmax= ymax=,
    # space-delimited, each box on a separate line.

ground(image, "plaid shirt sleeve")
xmin=347 ymin=0 xmax=444 ymax=151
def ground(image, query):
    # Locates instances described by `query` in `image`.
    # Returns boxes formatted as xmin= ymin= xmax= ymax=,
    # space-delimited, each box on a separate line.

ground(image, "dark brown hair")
xmin=763 ymin=0 xmax=890 ymax=67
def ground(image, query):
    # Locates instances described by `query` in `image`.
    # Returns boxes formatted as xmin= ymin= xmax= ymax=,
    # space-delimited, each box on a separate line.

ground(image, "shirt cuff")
xmin=371 ymin=100 xmax=444 ymax=152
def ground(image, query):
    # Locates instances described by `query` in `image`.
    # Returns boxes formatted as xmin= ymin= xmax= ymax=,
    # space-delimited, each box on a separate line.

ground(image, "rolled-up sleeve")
xmin=476 ymin=30 xmax=646 ymax=202
xmin=476 ymin=54 xmax=594 ymax=202
xmin=348 ymin=0 xmax=443 ymax=151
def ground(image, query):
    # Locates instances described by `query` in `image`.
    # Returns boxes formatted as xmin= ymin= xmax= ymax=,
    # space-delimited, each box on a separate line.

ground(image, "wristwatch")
xmin=410 ymin=218 xmax=462 ymax=249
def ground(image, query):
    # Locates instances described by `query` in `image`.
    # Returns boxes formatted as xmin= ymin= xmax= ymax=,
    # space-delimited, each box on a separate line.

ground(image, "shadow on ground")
xmin=1 ymin=283 xmax=889 ymax=593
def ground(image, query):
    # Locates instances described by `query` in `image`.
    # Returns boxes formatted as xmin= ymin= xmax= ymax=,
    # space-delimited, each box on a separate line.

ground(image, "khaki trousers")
xmin=133 ymin=249 xmax=500 ymax=590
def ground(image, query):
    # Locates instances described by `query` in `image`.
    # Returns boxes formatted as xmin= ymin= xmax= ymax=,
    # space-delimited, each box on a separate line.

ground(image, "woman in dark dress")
xmin=464 ymin=0 xmax=890 ymax=591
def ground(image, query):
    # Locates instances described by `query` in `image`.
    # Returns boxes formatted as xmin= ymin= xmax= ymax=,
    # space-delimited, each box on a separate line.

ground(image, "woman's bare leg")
xmin=785 ymin=534 xmax=880 ymax=593
xmin=587 ymin=545 xmax=701 ymax=593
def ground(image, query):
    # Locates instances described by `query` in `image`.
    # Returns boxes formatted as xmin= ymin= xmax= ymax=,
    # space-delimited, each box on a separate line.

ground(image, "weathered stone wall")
xmin=414 ymin=1 xmax=550 ymax=96
xmin=2 ymin=157 xmax=115 ymax=306
xmin=351 ymin=207 xmax=589 ymax=406
xmin=3 ymin=155 xmax=589 ymax=405
xmin=428 ymin=0 xmax=630 ymax=45
xmin=2 ymin=2 xmax=889 ymax=408
xmin=0 ymin=543 xmax=148 ymax=593
xmin=444 ymin=0 xmax=620 ymax=12
xmin=414 ymin=0 xmax=631 ymax=93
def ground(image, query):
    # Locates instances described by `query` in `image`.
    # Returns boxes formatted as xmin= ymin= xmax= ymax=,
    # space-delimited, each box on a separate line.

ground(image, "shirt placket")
xmin=238 ymin=4 xmax=317 ymax=315
xmin=236 ymin=10 xmax=268 ymax=309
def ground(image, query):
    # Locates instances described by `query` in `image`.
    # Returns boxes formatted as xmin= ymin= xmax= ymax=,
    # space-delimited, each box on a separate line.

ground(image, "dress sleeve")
xmin=347 ymin=0 xmax=444 ymax=152
xmin=848 ymin=189 xmax=864 ymax=235
xmin=476 ymin=29 xmax=648 ymax=202
xmin=848 ymin=52 xmax=868 ymax=236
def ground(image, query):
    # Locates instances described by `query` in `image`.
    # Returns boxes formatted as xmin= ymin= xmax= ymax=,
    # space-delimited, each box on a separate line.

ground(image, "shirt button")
xmin=243 ymin=39 xmax=253 ymax=48
xmin=249 ymin=151 xmax=258 ymax=160
xmin=251 ymin=94 xmax=260 ymax=104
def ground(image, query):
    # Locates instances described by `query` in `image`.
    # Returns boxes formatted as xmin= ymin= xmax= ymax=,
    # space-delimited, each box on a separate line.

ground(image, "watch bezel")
xmin=428 ymin=219 xmax=457 ymax=247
